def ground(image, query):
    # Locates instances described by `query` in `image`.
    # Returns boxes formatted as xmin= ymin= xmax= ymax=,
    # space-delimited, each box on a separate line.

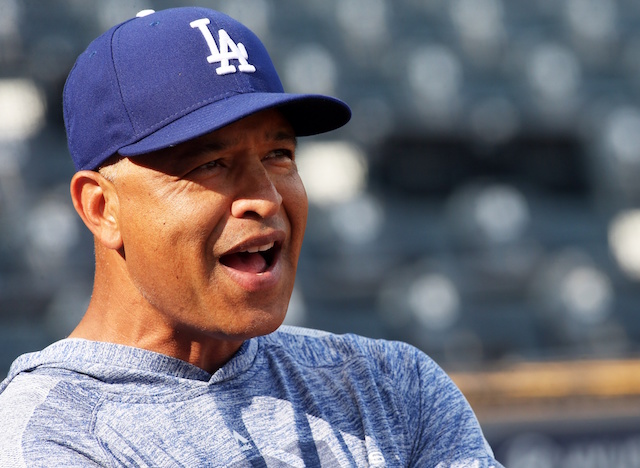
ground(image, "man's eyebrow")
xmin=187 ymin=141 xmax=229 ymax=157
xmin=186 ymin=130 xmax=297 ymax=157
xmin=271 ymin=130 xmax=298 ymax=147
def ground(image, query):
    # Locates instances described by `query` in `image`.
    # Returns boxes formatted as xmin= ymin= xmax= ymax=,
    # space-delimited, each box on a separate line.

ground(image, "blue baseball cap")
xmin=63 ymin=7 xmax=351 ymax=171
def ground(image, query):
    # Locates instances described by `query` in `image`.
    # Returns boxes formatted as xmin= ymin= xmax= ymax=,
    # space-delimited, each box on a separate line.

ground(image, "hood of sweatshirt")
xmin=0 ymin=336 xmax=260 ymax=394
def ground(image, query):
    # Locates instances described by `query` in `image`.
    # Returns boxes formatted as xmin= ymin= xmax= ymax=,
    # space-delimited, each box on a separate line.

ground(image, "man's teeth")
xmin=244 ymin=242 xmax=274 ymax=254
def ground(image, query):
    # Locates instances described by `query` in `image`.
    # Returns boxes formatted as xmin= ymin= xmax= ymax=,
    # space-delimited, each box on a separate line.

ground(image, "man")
xmin=0 ymin=7 xmax=502 ymax=467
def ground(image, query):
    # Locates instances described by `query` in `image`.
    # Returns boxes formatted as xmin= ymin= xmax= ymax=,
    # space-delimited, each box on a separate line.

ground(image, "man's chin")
xmin=207 ymin=307 xmax=288 ymax=341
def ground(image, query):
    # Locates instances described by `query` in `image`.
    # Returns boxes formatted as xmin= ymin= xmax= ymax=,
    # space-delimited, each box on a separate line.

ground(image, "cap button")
xmin=136 ymin=9 xmax=155 ymax=18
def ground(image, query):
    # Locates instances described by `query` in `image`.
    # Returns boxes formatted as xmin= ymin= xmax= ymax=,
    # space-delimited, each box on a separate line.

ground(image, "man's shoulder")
xmin=267 ymin=324 xmax=410 ymax=352
xmin=0 ymin=341 xmax=116 ymax=429
xmin=0 ymin=372 xmax=60 ymax=417
xmin=0 ymin=372 xmax=75 ymax=460
xmin=264 ymin=325 xmax=428 ymax=371
xmin=0 ymin=370 xmax=106 ymax=466
xmin=0 ymin=368 xmax=100 ymax=422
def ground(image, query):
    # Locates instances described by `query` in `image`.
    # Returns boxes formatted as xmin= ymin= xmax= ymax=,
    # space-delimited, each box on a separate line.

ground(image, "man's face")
xmin=110 ymin=109 xmax=307 ymax=342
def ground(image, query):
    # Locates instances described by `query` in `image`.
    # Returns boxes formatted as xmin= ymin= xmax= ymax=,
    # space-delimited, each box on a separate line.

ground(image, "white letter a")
xmin=190 ymin=18 xmax=256 ymax=75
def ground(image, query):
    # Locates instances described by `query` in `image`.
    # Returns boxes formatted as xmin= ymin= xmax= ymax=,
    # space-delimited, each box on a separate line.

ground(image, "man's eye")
xmin=198 ymin=160 xmax=222 ymax=170
xmin=268 ymin=149 xmax=294 ymax=160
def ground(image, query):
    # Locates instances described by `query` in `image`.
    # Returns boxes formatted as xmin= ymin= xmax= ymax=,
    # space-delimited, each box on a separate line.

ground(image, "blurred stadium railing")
xmin=2 ymin=1 xmax=640 ymax=466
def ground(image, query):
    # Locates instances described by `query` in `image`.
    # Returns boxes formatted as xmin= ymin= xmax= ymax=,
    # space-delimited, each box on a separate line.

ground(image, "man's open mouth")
xmin=219 ymin=242 xmax=280 ymax=274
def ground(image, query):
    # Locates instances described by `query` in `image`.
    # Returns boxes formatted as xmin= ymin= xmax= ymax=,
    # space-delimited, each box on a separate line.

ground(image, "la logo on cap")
xmin=190 ymin=18 xmax=256 ymax=76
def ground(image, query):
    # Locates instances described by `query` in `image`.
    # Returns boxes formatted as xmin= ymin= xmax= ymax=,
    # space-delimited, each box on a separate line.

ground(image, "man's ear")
xmin=70 ymin=170 xmax=123 ymax=250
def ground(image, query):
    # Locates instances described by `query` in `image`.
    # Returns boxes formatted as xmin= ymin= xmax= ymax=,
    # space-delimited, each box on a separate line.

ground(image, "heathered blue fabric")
xmin=0 ymin=326 xmax=503 ymax=467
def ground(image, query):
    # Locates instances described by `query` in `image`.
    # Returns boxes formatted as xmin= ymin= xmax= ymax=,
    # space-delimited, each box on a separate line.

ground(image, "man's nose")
xmin=230 ymin=164 xmax=283 ymax=219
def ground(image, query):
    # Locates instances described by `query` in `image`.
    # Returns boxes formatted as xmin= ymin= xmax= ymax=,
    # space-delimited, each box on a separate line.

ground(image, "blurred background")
xmin=2 ymin=0 xmax=640 ymax=465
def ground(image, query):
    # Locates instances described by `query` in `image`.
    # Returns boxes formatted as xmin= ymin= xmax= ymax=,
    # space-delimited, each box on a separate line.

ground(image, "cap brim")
xmin=118 ymin=92 xmax=351 ymax=157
